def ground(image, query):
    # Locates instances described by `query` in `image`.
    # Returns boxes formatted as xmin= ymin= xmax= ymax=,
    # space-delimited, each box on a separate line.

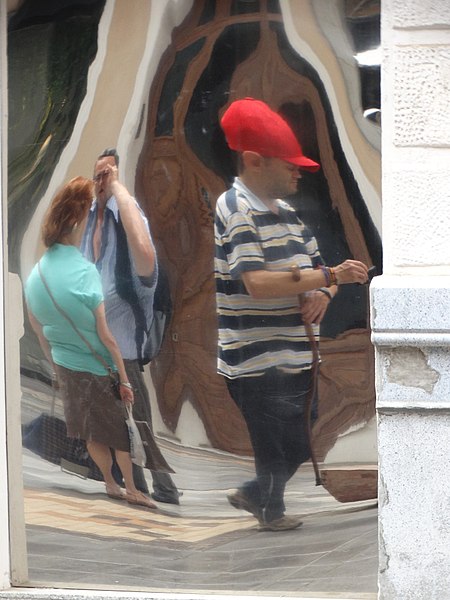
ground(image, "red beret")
xmin=220 ymin=97 xmax=320 ymax=172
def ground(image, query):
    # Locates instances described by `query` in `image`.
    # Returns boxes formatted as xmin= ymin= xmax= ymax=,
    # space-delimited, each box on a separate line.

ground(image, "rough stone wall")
xmin=374 ymin=0 xmax=450 ymax=598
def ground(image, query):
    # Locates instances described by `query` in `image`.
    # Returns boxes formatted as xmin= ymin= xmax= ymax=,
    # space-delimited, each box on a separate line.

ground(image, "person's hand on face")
xmin=102 ymin=163 xmax=119 ymax=197
xmin=93 ymin=156 xmax=117 ymax=204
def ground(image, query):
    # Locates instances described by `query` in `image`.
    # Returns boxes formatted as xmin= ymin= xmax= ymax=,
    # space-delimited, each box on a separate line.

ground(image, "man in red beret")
xmin=215 ymin=97 xmax=368 ymax=531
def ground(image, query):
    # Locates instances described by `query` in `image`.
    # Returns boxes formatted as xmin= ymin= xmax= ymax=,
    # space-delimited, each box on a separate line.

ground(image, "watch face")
xmin=291 ymin=265 xmax=301 ymax=281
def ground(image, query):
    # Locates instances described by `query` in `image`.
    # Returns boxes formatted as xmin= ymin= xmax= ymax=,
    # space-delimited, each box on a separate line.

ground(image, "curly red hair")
xmin=42 ymin=177 xmax=94 ymax=247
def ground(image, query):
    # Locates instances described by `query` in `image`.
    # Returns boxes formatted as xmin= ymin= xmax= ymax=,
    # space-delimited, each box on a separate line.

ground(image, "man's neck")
xmin=92 ymin=197 xmax=110 ymax=262
xmin=96 ymin=194 xmax=112 ymax=217
xmin=239 ymin=174 xmax=279 ymax=213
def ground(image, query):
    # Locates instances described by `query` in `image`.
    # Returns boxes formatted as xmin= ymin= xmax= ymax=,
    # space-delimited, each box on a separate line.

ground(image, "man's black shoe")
xmin=151 ymin=492 xmax=181 ymax=505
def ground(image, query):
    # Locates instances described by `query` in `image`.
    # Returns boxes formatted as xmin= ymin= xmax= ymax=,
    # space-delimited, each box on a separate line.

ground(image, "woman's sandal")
xmin=126 ymin=491 xmax=157 ymax=509
xmin=105 ymin=485 xmax=126 ymax=501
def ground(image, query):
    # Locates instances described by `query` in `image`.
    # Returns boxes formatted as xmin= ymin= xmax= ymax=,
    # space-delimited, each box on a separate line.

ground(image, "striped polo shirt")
xmin=214 ymin=178 xmax=323 ymax=379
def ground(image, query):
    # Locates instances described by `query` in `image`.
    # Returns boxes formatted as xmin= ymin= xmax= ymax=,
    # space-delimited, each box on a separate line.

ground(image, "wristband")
xmin=315 ymin=264 xmax=330 ymax=287
xmin=318 ymin=288 xmax=332 ymax=300
xmin=328 ymin=267 xmax=338 ymax=286
xmin=315 ymin=264 xmax=338 ymax=287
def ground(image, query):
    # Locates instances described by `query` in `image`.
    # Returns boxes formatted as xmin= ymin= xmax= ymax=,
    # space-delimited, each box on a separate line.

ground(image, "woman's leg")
xmin=87 ymin=442 xmax=155 ymax=508
xmin=86 ymin=441 xmax=118 ymax=490
xmin=115 ymin=449 xmax=156 ymax=508
xmin=114 ymin=450 xmax=140 ymax=493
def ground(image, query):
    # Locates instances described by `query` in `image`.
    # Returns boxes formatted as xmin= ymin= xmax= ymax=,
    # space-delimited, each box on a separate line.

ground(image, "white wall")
xmin=373 ymin=1 xmax=450 ymax=597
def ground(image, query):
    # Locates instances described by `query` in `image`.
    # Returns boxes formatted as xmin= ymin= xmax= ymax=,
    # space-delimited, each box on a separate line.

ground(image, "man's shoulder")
xmin=216 ymin=187 xmax=252 ymax=217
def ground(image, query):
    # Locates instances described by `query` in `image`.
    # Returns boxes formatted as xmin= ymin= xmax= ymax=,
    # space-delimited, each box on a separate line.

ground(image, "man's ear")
xmin=242 ymin=151 xmax=264 ymax=171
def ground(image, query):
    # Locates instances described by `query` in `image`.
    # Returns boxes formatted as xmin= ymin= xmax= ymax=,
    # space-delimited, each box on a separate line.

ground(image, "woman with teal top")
xmin=25 ymin=176 xmax=155 ymax=509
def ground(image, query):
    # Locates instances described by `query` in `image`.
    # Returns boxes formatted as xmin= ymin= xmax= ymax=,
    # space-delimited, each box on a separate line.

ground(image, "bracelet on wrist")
xmin=318 ymin=288 xmax=333 ymax=300
xmin=315 ymin=264 xmax=338 ymax=288
xmin=120 ymin=382 xmax=134 ymax=390
xmin=315 ymin=264 xmax=330 ymax=287
xmin=328 ymin=267 xmax=338 ymax=286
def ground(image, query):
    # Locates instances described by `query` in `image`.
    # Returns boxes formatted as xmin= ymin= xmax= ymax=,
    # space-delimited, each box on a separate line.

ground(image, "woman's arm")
xmin=94 ymin=303 xmax=134 ymax=404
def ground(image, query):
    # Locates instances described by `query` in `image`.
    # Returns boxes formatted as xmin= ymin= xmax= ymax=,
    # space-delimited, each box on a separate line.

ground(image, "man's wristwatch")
xmin=290 ymin=265 xmax=301 ymax=281
xmin=318 ymin=288 xmax=333 ymax=300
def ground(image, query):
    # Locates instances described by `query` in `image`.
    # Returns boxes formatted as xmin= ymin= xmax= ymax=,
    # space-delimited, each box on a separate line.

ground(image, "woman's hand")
xmin=119 ymin=382 xmax=134 ymax=404
xmin=94 ymin=304 xmax=134 ymax=404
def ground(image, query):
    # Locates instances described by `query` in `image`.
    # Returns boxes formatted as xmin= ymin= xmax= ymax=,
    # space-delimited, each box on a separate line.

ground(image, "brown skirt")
xmin=56 ymin=365 xmax=130 ymax=452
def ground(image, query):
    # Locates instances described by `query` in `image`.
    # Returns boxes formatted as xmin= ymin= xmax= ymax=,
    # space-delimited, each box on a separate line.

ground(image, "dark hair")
xmin=42 ymin=177 xmax=94 ymax=247
xmin=97 ymin=147 xmax=119 ymax=166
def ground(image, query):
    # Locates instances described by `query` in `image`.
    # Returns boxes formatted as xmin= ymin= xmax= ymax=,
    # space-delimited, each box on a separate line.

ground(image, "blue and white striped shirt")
xmin=214 ymin=178 xmax=323 ymax=379
xmin=81 ymin=196 xmax=157 ymax=360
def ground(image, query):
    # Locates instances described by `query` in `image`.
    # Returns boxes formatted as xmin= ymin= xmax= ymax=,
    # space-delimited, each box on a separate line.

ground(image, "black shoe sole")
xmin=151 ymin=493 xmax=180 ymax=505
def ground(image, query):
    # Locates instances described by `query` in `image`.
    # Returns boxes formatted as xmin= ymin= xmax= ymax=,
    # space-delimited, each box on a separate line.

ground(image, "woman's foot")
xmin=126 ymin=490 xmax=157 ymax=509
xmin=105 ymin=484 xmax=126 ymax=500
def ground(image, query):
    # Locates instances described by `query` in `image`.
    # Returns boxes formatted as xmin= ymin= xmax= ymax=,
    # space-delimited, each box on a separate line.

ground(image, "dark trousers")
xmin=226 ymin=368 xmax=314 ymax=523
xmin=114 ymin=360 xmax=179 ymax=499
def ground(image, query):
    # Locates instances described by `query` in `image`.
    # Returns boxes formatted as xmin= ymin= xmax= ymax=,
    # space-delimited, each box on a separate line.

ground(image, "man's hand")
xmin=103 ymin=163 xmax=119 ymax=197
xmin=334 ymin=259 xmax=368 ymax=285
xmin=299 ymin=290 xmax=330 ymax=325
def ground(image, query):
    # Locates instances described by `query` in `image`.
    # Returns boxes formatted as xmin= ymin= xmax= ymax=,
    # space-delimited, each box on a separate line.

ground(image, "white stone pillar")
xmin=373 ymin=1 xmax=450 ymax=598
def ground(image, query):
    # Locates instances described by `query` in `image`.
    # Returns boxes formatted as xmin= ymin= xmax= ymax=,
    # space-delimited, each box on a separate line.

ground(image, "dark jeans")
xmin=226 ymin=368 xmax=314 ymax=523
xmin=113 ymin=360 xmax=179 ymax=500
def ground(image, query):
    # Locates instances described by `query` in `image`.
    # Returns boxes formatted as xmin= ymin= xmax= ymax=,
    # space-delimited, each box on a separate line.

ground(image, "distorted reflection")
xmin=24 ymin=176 xmax=157 ymax=509
xmin=10 ymin=0 xmax=380 ymax=594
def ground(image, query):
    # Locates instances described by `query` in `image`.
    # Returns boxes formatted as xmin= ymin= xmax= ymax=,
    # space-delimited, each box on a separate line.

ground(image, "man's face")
xmin=93 ymin=155 xmax=116 ymax=204
xmin=262 ymin=157 xmax=302 ymax=199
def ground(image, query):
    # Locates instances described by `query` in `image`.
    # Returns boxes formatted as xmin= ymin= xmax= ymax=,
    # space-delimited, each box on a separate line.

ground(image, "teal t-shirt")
xmin=25 ymin=244 xmax=116 ymax=376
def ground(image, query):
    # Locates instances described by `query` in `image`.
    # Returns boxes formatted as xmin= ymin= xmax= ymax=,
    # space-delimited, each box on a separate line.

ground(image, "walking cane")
xmin=291 ymin=266 xmax=322 ymax=486
xmin=291 ymin=265 xmax=376 ymax=487
xmin=302 ymin=318 xmax=322 ymax=486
